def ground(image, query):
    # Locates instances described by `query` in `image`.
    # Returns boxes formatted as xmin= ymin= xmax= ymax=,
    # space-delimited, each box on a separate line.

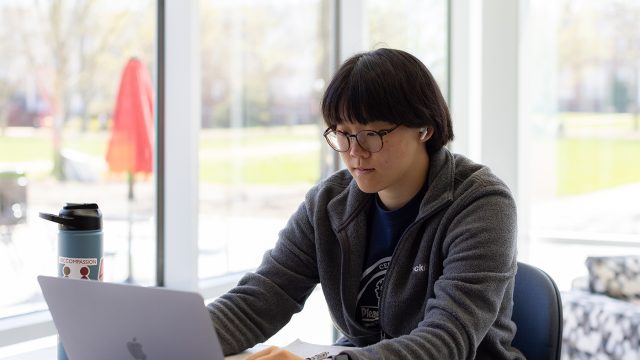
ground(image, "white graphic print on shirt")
xmin=356 ymin=256 xmax=391 ymax=328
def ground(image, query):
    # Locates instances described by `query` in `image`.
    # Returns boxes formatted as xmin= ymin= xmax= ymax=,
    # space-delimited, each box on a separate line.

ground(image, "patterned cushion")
xmin=562 ymin=290 xmax=640 ymax=359
xmin=585 ymin=256 xmax=640 ymax=300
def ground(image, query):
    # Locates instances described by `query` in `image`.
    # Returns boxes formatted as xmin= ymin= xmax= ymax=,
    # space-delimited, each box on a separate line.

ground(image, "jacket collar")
xmin=327 ymin=179 xmax=371 ymax=233
xmin=326 ymin=147 xmax=456 ymax=230
xmin=419 ymin=147 xmax=455 ymax=219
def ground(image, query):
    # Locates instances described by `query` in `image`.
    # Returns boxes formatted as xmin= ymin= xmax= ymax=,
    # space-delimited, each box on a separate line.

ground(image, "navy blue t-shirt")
xmin=355 ymin=183 xmax=427 ymax=329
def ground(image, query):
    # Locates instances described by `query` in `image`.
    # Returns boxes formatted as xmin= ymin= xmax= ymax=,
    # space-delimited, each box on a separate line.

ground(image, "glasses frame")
xmin=323 ymin=125 xmax=400 ymax=153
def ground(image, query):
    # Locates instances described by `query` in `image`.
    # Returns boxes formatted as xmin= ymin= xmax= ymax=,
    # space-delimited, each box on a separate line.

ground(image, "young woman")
xmin=207 ymin=48 xmax=523 ymax=360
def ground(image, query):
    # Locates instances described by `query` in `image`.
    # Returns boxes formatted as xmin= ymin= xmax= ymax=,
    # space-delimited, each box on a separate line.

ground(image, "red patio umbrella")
xmin=106 ymin=57 xmax=154 ymax=200
xmin=105 ymin=58 xmax=154 ymax=282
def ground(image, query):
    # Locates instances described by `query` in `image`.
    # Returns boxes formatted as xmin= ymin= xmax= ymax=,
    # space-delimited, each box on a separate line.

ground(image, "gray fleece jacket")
xmin=207 ymin=148 xmax=524 ymax=359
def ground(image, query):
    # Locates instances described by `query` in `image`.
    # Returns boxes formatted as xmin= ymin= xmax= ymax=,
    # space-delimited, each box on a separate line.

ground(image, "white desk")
xmin=0 ymin=337 xmax=348 ymax=360
xmin=0 ymin=338 xmax=265 ymax=360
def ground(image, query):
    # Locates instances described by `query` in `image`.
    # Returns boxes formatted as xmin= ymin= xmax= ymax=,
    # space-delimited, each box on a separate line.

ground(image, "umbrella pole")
xmin=126 ymin=170 xmax=134 ymax=283
xmin=128 ymin=171 xmax=134 ymax=201
xmin=126 ymin=195 xmax=134 ymax=283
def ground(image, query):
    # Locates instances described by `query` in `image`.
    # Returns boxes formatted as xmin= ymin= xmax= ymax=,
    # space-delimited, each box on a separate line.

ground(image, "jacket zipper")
xmin=377 ymin=200 xmax=449 ymax=340
xmin=377 ymin=219 xmax=421 ymax=341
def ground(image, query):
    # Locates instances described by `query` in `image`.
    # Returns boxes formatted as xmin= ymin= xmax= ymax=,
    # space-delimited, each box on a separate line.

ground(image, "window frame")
xmin=1 ymin=0 xmax=459 ymax=347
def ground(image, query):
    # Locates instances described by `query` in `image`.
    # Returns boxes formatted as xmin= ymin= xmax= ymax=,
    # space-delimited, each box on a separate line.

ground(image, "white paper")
xmin=224 ymin=339 xmax=354 ymax=359
xmin=225 ymin=344 xmax=267 ymax=360
xmin=282 ymin=339 xmax=354 ymax=357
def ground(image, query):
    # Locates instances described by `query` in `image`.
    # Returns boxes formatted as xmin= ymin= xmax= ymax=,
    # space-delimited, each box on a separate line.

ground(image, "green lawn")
xmin=198 ymin=125 xmax=320 ymax=184
xmin=558 ymin=112 xmax=639 ymax=132
xmin=200 ymin=152 xmax=319 ymax=184
xmin=0 ymin=136 xmax=52 ymax=163
xmin=0 ymin=132 xmax=109 ymax=179
xmin=554 ymin=112 xmax=640 ymax=195
xmin=1 ymin=119 xmax=638 ymax=192
xmin=0 ymin=125 xmax=320 ymax=184
xmin=557 ymin=138 xmax=640 ymax=196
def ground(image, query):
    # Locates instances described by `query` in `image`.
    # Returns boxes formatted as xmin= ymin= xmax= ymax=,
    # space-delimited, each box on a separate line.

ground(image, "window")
xmin=365 ymin=0 xmax=449 ymax=96
xmin=0 ymin=0 xmax=452 ymax=350
xmin=0 ymin=0 xmax=156 ymax=319
xmin=524 ymin=0 xmax=640 ymax=288
xmin=196 ymin=0 xmax=450 ymax=279
xmin=197 ymin=0 xmax=332 ymax=278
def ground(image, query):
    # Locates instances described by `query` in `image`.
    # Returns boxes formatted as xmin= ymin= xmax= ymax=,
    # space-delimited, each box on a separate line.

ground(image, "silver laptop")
xmin=38 ymin=275 xmax=225 ymax=360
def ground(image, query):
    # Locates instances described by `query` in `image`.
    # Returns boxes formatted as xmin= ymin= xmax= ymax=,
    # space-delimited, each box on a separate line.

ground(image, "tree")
xmin=0 ymin=0 xmax=155 ymax=179
xmin=607 ymin=0 xmax=640 ymax=129
xmin=557 ymin=0 xmax=611 ymax=111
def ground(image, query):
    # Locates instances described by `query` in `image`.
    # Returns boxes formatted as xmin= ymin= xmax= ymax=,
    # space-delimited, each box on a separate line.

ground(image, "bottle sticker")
xmin=98 ymin=257 xmax=104 ymax=281
xmin=59 ymin=257 xmax=98 ymax=280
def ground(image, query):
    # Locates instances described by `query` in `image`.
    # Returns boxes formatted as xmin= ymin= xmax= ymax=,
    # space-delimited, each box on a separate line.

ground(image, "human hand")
xmin=246 ymin=346 xmax=304 ymax=360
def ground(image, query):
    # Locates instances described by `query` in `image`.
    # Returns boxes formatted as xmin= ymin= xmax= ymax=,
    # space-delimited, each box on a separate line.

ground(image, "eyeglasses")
xmin=323 ymin=125 xmax=400 ymax=153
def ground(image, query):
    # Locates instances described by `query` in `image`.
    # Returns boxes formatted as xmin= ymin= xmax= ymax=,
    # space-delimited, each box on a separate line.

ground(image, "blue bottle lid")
xmin=39 ymin=203 xmax=102 ymax=231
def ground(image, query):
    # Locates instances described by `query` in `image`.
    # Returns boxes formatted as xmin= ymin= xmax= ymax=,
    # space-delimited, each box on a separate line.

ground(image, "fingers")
xmin=246 ymin=346 xmax=278 ymax=360
xmin=246 ymin=346 xmax=303 ymax=360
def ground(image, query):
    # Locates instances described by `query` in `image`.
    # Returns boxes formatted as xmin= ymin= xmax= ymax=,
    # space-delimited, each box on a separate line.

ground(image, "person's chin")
xmin=353 ymin=178 xmax=381 ymax=194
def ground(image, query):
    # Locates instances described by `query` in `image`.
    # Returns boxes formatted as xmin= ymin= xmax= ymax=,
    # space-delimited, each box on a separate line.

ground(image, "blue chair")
xmin=511 ymin=262 xmax=563 ymax=360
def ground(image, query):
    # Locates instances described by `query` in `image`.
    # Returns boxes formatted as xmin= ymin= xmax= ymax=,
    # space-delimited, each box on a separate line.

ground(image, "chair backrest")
xmin=511 ymin=262 xmax=563 ymax=360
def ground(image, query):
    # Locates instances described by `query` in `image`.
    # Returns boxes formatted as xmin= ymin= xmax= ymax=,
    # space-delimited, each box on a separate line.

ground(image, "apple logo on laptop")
xmin=127 ymin=337 xmax=147 ymax=360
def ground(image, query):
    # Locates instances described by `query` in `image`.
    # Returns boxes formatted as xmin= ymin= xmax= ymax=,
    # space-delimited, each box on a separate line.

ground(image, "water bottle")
xmin=40 ymin=203 xmax=103 ymax=360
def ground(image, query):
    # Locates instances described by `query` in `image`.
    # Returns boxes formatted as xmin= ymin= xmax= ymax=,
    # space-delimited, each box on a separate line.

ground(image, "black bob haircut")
xmin=321 ymin=48 xmax=454 ymax=154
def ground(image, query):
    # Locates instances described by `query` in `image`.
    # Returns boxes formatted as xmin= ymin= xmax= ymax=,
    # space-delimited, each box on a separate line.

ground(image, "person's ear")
xmin=419 ymin=127 xmax=433 ymax=142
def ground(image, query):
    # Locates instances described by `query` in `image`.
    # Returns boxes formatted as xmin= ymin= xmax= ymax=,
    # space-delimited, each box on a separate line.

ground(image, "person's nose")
xmin=348 ymin=137 xmax=370 ymax=158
